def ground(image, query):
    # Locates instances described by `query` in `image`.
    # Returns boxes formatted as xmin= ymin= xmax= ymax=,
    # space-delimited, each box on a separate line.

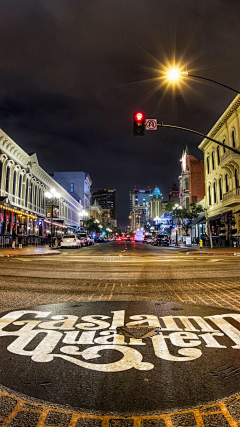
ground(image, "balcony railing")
xmin=222 ymin=188 xmax=240 ymax=204
xmin=220 ymin=148 xmax=240 ymax=163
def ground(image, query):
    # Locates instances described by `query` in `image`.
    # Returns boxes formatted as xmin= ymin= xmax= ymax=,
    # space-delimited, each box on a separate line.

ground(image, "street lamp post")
xmin=173 ymin=204 xmax=182 ymax=246
xmin=79 ymin=209 xmax=89 ymax=230
xmin=168 ymin=69 xmax=240 ymax=95
xmin=45 ymin=188 xmax=60 ymax=248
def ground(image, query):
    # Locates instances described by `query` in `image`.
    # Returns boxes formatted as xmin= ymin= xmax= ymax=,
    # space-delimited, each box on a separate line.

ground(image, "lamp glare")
xmin=168 ymin=69 xmax=179 ymax=80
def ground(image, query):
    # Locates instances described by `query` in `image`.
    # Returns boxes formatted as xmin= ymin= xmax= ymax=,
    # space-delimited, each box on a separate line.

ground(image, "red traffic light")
xmin=135 ymin=112 xmax=143 ymax=121
xmin=133 ymin=111 xmax=145 ymax=136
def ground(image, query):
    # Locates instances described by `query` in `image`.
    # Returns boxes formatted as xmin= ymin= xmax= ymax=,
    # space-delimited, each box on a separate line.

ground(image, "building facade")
xmin=129 ymin=188 xmax=151 ymax=230
xmin=179 ymin=148 xmax=205 ymax=209
xmin=53 ymin=171 xmax=92 ymax=212
xmin=0 ymin=129 xmax=83 ymax=237
xmin=199 ymin=94 xmax=240 ymax=245
xmin=169 ymin=183 xmax=179 ymax=202
xmin=92 ymin=189 xmax=116 ymax=220
xmin=149 ymin=187 xmax=165 ymax=219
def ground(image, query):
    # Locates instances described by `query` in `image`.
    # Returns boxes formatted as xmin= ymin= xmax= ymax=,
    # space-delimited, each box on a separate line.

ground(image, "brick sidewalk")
xmin=1 ymin=389 xmax=240 ymax=427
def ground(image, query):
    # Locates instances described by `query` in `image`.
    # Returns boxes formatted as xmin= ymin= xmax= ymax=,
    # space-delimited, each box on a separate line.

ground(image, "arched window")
xmin=208 ymin=185 xmax=211 ymax=206
xmin=25 ymin=179 xmax=29 ymax=207
xmin=217 ymin=146 xmax=220 ymax=165
xmin=235 ymin=169 xmax=239 ymax=189
xmin=219 ymin=178 xmax=222 ymax=201
xmin=34 ymin=185 xmax=37 ymax=210
xmin=212 ymin=151 xmax=215 ymax=170
xmin=39 ymin=188 xmax=41 ymax=210
xmin=12 ymin=170 xmax=17 ymax=202
xmin=18 ymin=174 xmax=22 ymax=201
xmin=0 ymin=161 xmax=2 ymax=189
xmin=5 ymin=166 xmax=10 ymax=193
xmin=223 ymin=138 xmax=226 ymax=153
xmin=213 ymin=182 xmax=217 ymax=203
xmin=225 ymin=174 xmax=229 ymax=193
xmin=232 ymin=129 xmax=236 ymax=148
xmin=207 ymin=157 xmax=210 ymax=174
xmin=30 ymin=182 xmax=33 ymax=204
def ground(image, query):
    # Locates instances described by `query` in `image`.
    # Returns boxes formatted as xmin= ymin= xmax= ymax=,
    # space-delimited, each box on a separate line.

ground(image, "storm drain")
xmin=116 ymin=325 xmax=161 ymax=339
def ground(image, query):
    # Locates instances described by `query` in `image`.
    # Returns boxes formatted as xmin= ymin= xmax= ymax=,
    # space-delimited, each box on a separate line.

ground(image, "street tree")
xmin=166 ymin=202 xmax=203 ymax=236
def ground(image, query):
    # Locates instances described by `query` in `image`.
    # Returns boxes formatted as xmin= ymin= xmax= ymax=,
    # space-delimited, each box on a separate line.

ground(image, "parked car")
xmin=153 ymin=234 xmax=170 ymax=246
xmin=77 ymin=233 xmax=91 ymax=246
xmin=60 ymin=234 xmax=81 ymax=248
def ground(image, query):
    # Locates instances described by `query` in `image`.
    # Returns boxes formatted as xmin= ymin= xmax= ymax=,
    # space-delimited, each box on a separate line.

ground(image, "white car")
xmin=60 ymin=234 xmax=81 ymax=248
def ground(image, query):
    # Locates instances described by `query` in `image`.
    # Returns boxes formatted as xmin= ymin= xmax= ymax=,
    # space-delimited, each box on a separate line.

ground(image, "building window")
xmin=213 ymin=182 xmax=217 ymax=203
xmin=18 ymin=174 xmax=22 ymax=200
xmin=12 ymin=170 xmax=17 ymax=200
xmin=208 ymin=186 xmax=211 ymax=206
xmin=0 ymin=161 xmax=2 ymax=189
xmin=219 ymin=178 xmax=222 ymax=201
xmin=235 ymin=169 xmax=239 ymax=189
xmin=212 ymin=151 xmax=215 ymax=170
xmin=232 ymin=129 xmax=236 ymax=148
xmin=34 ymin=185 xmax=37 ymax=209
xmin=70 ymin=183 xmax=74 ymax=193
xmin=207 ymin=157 xmax=210 ymax=174
xmin=225 ymin=174 xmax=229 ymax=193
xmin=5 ymin=166 xmax=10 ymax=193
xmin=25 ymin=179 xmax=29 ymax=207
xmin=39 ymin=188 xmax=42 ymax=209
xmin=217 ymin=146 xmax=220 ymax=165
xmin=223 ymin=138 xmax=226 ymax=153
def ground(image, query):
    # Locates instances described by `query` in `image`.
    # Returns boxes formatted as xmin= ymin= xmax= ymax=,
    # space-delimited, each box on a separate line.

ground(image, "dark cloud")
xmin=0 ymin=0 xmax=239 ymax=227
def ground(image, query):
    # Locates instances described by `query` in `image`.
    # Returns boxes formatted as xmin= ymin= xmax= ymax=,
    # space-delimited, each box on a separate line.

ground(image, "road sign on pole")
xmin=145 ymin=119 xmax=157 ymax=130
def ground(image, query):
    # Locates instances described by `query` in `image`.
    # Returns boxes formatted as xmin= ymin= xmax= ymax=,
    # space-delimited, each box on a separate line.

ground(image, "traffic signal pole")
xmin=157 ymin=122 xmax=240 ymax=155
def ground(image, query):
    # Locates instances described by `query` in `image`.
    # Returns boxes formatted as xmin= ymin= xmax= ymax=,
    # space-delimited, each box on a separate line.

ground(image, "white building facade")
xmin=0 ymin=129 xmax=83 ymax=237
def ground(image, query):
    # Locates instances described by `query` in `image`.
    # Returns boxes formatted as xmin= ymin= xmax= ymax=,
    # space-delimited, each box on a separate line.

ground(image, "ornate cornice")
xmin=199 ymin=94 xmax=240 ymax=151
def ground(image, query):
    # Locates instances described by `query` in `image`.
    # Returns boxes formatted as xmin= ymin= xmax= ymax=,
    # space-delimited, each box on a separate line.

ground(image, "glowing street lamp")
xmin=167 ymin=68 xmax=239 ymax=94
xmin=45 ymin=189 xmax=61 ymax=247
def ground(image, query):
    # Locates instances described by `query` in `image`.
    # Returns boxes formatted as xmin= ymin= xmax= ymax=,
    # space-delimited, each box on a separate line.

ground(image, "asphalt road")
xmin=1 ymin=242 xmax=240 ymax=427
xmin=0 ymin=241 xmax=240 ymax=313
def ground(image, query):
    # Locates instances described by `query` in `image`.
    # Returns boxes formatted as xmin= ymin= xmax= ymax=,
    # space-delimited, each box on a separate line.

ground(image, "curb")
xmin=186 ymin=251 xmax=240 ymax=256
xmin=0 ymin=251 xmax=61 ymax=258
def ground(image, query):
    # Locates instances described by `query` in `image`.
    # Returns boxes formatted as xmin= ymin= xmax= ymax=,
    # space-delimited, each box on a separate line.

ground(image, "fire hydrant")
xmin=200 ymin=239 xmax=203 ymax=249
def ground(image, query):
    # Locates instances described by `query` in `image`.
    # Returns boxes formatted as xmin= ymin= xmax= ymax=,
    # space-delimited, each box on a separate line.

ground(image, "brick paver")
xmin=0 ymin=391 xmax=239 ymax=427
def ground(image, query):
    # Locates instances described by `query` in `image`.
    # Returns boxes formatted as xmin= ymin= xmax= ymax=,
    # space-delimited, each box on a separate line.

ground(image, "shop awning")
xmin=208 ymin=214 xmax=221 ymax=222
xmin=195 ymin=213 xmax=206 ymax=224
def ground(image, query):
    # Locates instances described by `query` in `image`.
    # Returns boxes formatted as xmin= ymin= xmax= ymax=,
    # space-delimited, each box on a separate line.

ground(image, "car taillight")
xmin=60 ymin=240 xmax=63 ymax=242
xmin=73 ymin=239 xmax=76 ymax=242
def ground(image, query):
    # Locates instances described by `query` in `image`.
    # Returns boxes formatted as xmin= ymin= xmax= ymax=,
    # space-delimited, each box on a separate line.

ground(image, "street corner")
xmin=0 ymin=301 xmax=240 ymax=416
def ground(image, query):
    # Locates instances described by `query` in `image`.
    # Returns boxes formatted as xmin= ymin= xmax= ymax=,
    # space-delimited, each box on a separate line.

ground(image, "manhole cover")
xmin=117 ymin=325 xmax=161 ymax=339
xmin=0 ymin=301 xmax=240 ymax=414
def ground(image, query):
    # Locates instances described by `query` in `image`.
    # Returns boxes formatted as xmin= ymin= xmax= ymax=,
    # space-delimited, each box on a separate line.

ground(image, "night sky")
xmin=0 ymin=1 xmax=240 ymax=228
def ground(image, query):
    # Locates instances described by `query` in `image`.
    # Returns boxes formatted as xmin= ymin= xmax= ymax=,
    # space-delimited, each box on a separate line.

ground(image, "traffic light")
xmin=133 ymin=112 xmax=144 ymax=136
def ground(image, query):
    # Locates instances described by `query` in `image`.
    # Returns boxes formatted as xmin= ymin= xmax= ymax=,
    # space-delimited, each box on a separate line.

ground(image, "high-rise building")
xmin=92 ymin=189 xmax=116 ymax=220
xmin=129 ymin=188 xmax=151 ymax=229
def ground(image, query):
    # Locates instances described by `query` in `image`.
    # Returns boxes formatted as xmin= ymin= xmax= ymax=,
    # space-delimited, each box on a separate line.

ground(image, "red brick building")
xmin=169 ymin=183 xmax=179 ymax=202
xmin=179 ymin=147 xmax=205 ymax=208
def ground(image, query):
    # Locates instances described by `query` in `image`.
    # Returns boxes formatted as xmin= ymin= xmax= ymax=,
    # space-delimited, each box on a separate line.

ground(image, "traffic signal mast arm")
xmin=158 ymin=122 xmax=240 ymax=155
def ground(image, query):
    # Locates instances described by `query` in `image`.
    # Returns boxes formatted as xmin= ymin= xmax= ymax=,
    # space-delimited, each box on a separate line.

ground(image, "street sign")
xmin=145 ymin=119 xmax=157 ymax=130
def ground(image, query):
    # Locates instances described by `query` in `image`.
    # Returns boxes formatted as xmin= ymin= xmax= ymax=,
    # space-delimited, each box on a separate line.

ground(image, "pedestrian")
xmin=18 ymin=227 xmax=23 ymax=249
xmin=12 ymin=227 xmax=17 ymax=249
